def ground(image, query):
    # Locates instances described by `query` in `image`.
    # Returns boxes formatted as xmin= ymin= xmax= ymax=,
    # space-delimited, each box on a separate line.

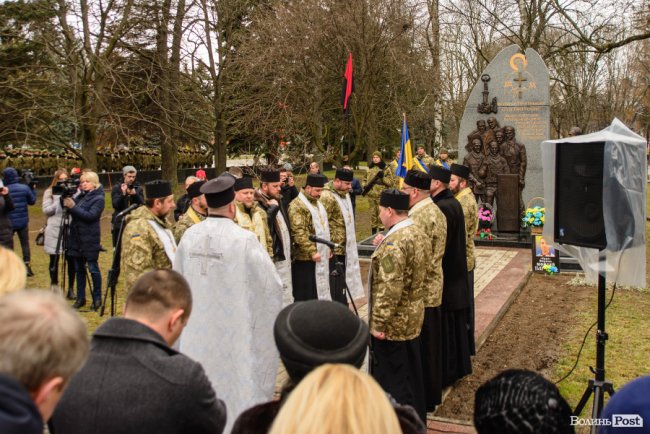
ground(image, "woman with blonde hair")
xmin=0 ymin=246 xmax=26 ymax=296
xmin=62 ymin=171 xmax=105 ymax=310
xmin=269 ymin=364 xmax=403 ymax=434
xmin=43 ymin=168 xmax=76 ymax=297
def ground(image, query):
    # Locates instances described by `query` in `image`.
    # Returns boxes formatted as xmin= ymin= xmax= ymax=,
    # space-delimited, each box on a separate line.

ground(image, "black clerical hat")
xmin=306 ymin=173 xmax=327 ymax=187
xmin=430 ymin=165 xmax=452 ymax=184
xmin=404 ymin=170 xmax=431 ymax=190
xmin=144 ymin=180 xmax=172 ymax=199
xmin=379 ymin=189 xmax=409 ymax=210
xmin=335 ymin=168 xmax=354 ymax=182
xmin=450 ymin=163 xmax=470 ymax=180
xmin=234 ymin=177 xmax=254 ymax=191
xmin=274 ymin=300 xmax=369 ymax=382
xmin=200 ymin=175 xmax=235 ymax=208
xmin=187 ymin=181 xmax=205 ymax=199
xmin=260 ymin=169 xmax=281 ymax=183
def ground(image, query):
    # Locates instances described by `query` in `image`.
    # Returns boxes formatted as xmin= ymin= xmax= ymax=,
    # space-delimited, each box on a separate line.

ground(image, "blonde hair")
xmin=0 ymin=247 xmax=26 ymax=296
xmin=0 ymin=290 xmax=89 ymax=391
xmin=48 ymin=168 xmax=69 ymax=189
xmin=81 ymin=171 xmax=100 ymax=188
xmin=269 ymin=364 xmax=402 ymax=434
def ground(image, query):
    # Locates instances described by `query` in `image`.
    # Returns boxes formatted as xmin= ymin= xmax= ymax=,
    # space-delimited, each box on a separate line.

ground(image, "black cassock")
xmin=432 ymin=189 xmax=472 ymax=387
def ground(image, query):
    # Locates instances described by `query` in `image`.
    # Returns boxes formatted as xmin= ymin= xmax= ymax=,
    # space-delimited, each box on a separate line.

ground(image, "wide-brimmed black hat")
xmin=234 ymin=177 xmax=254 ymax=191
xmin=430 ymin=165 xmax=452 ymax=184
xmin=144 ymin=180 xmax=172 ymax=199
xmin=404 ymin=170 xmax=431 ymax=190
xmin=186 ymin=181 xmax=205 ymax=199
xmin=450 ymin=163 xmax=470 ymax=180
xmin=274 ymin=300 xmax=369 ymax=382
xmin=305 ymin=173 xmax=327 ymax=187
xmin=201 ymin=175 xmax=235 ymax=208
xmin=335 ymin=168 xmax=354 ymax=182
xmin=379 ymin=189 xmax=409 ymax=210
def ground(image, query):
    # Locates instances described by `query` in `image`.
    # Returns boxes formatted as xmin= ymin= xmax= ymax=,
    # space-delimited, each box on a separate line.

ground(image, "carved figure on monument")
xmin=467 ymin=120 xmax=489 ymax=152
xmin=499 ymin=126 xmax=527 ymax=213
xmin=494 ymin=128 xmax=505 ymax=151
xmin=463 ymin=137 xmax=486 ymax=203
xmin=477 ymin=74 xmax=498 ymax=114
xmin=479 ymin=141 xmax=509 ymax=207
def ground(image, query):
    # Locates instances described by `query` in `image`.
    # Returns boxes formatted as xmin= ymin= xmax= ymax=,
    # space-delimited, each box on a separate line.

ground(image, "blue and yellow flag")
xmin=396 ymin=114 xmax=414 ymax=182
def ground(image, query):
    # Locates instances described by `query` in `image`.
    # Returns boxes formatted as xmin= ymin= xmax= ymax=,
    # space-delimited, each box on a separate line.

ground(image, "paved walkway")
xmin=273 ymin=246 xmax=532 ymax=433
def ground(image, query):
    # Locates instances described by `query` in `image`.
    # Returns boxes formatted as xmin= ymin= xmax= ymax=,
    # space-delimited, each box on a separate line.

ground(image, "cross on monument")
xmin=514 ymin=71 xmax=527 ymax=99
xmin=189 ymin=234 xmax=223 ymax=275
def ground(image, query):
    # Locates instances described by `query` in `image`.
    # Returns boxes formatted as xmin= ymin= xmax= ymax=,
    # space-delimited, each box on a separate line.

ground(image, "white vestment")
xmin=274 ymin=211 xmax=293 ymax=306
xmin=332 ymin=192 xmax=365 ymax=300
xmin=173 ymin=217 xmax=283 ymax=434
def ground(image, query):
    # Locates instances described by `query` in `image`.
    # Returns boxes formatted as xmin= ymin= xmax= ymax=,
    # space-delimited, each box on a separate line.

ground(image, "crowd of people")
xmin=0 ymin=149 xmax=647 ymax=433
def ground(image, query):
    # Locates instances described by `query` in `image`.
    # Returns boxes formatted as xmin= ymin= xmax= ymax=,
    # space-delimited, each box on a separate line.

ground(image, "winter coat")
xmin=2 ymin=167 xmax=36 ymax=230
xmin=42 ymin=188 xmax=66 ymax=255
xmin=67 ymin=186 xmax=105 ymax=261
xmin=0 ymin=192 xmax=14 ymax=248
xmin=0 ymin=374 xmax=43 ymax=434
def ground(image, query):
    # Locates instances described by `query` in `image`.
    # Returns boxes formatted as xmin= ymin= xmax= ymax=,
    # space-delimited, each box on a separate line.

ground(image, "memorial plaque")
xmin=496 ymin=174 xmax=520 ymax=232
xmin=458 ymin=45 xmax=550 ymax=230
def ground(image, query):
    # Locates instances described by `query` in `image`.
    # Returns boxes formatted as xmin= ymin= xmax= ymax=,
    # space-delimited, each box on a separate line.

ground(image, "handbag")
xmin=35 ymin=224 xmax=46 ymax=246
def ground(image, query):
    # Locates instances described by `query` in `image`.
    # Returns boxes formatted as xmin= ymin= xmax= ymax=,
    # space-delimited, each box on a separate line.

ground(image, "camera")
xmin=20 ymin=169 xmax=38 ymax=187
xmin=126 ymin=182 xmax=140 ymax=191
xmin=282 ymin=177 xmax=289 ymax=184
xmin=52 ymin=178 xmax=80 ymax=198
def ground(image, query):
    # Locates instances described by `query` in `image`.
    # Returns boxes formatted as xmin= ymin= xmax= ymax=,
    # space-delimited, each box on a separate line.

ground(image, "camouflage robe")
xmin=173 ymin=205 xmax=206 ymax=244
xmin=455 ymin=187 xmax=478 ymax=272
xmin=370 ymin=219 xmax=428 ymax=341
xmin=121 ymin=206 xmax=175 ymax=290
xmin=319 ymin=184 xmax=347 ymax=256
xmin=287 ymin=191 xmax=320 ymax=261
xmin=408 ymin=198 xmax=447 ymax=308
xmin=412 ymin=154 xmax=435 ymax=172
xmin=234 ymin=201 xmax=273 ymax=257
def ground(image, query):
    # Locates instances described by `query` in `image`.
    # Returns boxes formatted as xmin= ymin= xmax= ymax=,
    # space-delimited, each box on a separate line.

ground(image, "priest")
xmin=288 ymin=173 xmax=331 ymax=301
xmin=320 ymin=168 xmax=364 ymax=304
xmin=173 ymin=174 xmax=283 ymax=434
xmin=255 ymin=168 xmax=293 ymax=306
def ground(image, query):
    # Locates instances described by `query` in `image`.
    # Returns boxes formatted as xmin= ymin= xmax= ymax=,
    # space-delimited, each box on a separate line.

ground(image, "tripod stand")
xmin=53 ymin=206 xmax=91 ymax=300
xmin=573 ymin=270 xmax=615 ymax=430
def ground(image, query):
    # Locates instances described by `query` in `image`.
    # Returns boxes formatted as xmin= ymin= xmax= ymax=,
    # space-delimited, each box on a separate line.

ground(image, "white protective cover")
xmin=541 ymin=118 xmax=647 ymax=288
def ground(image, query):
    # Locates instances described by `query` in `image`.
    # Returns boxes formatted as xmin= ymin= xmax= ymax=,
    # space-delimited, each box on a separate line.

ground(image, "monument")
xmin=458 ymin=45 xmax=550 ymax=232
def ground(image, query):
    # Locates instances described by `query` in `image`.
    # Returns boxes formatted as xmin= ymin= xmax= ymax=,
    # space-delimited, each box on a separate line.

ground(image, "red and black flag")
xmin=341 ymin=52 xmax=354 ymax=117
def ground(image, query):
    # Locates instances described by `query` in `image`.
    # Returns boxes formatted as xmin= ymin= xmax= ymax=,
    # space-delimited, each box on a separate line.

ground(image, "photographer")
xmin=42 ymin=169 xmax=76 ymax=298
xmin=63 ymin=171 xmax=105 ymax=310
xmin=111 ymin=165 xmax=144 ymax=247
xmin=1 ymin=167 xmax=36 ymax=276
xmin=0 ymin=182 xmax=15 ymax=249
xmin=279 ymin=168 xmax=298 ymax=210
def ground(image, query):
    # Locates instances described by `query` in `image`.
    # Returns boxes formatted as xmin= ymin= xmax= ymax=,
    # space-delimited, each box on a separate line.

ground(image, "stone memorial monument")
xmin=458 ymin=45 xmax=550 ymax=232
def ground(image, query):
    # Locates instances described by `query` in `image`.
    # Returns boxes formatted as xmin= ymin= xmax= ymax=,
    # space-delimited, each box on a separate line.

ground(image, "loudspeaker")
xmin=554 ymin=142 xmax=607 ymax=250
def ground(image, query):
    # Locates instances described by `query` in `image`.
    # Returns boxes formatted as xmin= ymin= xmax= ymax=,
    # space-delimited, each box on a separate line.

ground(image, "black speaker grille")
xmin=554 ymin=142 xmax=607 ymax=249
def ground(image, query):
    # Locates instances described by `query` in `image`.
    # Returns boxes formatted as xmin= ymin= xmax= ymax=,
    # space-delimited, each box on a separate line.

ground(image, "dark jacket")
xmin=232 ymin=392 xmax=426 ymax=434
xmin=174 ymin=193 xmax=190 ymax=221
xmin=255 ymin=189 xmax=292 ymax=261
xmin=111 ymin=181 xmax=144 ymax=229
xmin=67 ymin=186 xmax=105 ymax=261
xmin=2 ymin=167 xmax=36 ymax=230
xmin=0 ymin=192 xmax=15 ymax=248
xmin=50 ymin=318 xmax=227 ymax=434
xmin=432 ymin=189 xmax=469 ymax=310
xmin=280 ymin=184 xmax=298 ymax=210
xmin=350 ymin=177 xmax=362 ymax=212
xmin=0 ymin=374 xmax=43 ymax=434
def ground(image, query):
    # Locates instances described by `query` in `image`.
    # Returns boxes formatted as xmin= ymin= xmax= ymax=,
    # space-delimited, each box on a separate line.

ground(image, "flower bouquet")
xmin=522 ymin=206 xmax=545 ymax=232
xmin=477 ymin=205 xmax=493 ymax=240
xmin=542 ymin=263 xmax=559 ymax=275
